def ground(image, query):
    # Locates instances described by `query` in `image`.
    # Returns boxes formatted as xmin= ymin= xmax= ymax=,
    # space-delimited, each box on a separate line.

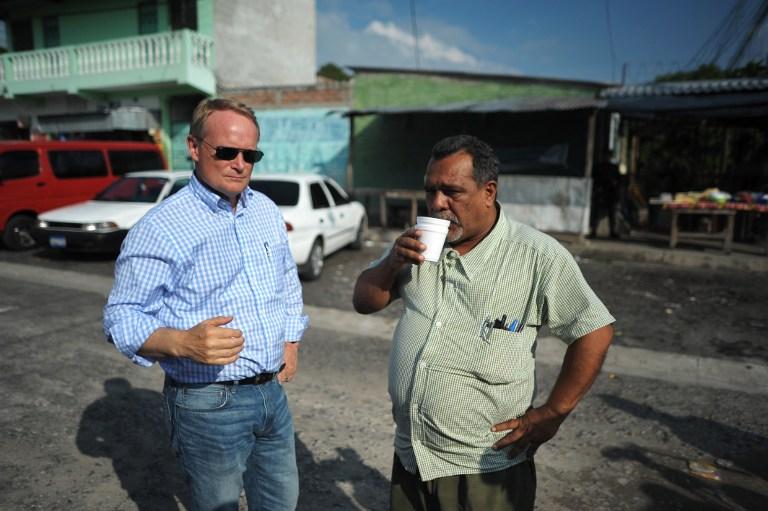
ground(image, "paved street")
xmin=0 ymin=240 xmax=767 ymax=510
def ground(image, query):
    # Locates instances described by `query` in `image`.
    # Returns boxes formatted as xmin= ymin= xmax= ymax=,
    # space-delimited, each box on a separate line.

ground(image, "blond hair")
xmin=189 ymin=98 xmax=259 ymax=140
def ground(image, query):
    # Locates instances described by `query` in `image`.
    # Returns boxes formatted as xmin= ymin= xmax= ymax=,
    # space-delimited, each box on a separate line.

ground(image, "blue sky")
xmin=317 ymin=0 xmax=766 ymax=84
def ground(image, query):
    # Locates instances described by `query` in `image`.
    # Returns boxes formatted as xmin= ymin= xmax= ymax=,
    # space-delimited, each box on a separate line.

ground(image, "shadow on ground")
xmin=77 ymin=378 xmax=389 ymax=510
xmin=599 ymin=394 xmax=768 ymax=510
xmin=297 ymin=438 xmax=389 ymax=510
xmin=76 ymin=378 xmax=190 ymax=510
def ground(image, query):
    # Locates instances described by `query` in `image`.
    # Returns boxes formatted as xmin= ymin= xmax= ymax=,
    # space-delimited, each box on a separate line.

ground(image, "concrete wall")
xmin=214 ymin=0 xmax=316 ymax=89
xmin=252 ymin=107 xmax=349 ymax=185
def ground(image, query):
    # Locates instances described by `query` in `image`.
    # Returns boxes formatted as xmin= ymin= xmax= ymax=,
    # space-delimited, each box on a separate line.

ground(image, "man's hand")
xmin=386 ymin=228 xmax=426 ymax=270
xmin=279 ymin=342 xmax=299 ymax=383
xmin=179 ymin=316 xmax=244 ymax=365
xmin=353 ymin=228 xmax=424 ymax=314
xmin=490 ymin=405 xmax=567 ymax=458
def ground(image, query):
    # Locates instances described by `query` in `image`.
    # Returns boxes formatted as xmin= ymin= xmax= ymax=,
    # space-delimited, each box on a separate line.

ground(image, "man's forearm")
xmin=352 ymin=263 xmax=400 ymax=314
xmin=544 ymin=324 xmax=614 ymax=416
xmin=137 ymin=327 xmax=186 ymax=359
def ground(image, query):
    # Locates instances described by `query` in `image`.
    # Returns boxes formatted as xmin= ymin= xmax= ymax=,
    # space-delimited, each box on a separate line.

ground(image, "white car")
xmin=33 ymin=171 xmax=191 ymax=252
xmin=249 ymin=173 xmax=367 ymax=280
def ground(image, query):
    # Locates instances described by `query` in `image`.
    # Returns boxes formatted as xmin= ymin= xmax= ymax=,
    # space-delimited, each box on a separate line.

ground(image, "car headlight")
xmin=37 ymin=220 xmax=49 ymax=229
xmin=84 ymin=222 xmax=119 ymax=232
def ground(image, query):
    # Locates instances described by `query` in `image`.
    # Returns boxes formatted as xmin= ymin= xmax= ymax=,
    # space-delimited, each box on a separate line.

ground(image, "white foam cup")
xmin=415 ymin=216 xmax=450 ymax=262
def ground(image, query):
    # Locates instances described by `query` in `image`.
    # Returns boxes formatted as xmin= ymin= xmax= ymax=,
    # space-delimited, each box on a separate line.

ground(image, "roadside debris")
xmin=688 ymin=459 xmax=722 ymax=481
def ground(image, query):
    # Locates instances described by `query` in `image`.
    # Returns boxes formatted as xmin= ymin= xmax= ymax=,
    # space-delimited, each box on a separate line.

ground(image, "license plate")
xmin=49 ymin=235 xmax=66 ymax=248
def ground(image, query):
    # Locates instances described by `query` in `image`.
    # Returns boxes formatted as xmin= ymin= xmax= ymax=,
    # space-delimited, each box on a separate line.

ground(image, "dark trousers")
xmin=390 ymin=454 xmax=536 ymax=511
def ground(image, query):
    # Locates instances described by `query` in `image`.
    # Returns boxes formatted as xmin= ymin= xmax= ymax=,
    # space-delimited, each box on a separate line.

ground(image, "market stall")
xmin=651 ymin=189 xmax=768 ymax=254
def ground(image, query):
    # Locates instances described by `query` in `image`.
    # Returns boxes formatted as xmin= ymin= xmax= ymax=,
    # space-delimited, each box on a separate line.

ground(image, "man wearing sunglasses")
xmin=105 ymin=98 xmax=308 ymax=511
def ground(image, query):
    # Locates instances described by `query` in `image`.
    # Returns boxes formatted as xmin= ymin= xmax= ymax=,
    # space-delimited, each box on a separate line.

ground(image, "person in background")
xmin=353 ymin=134 xmax=614 ymax=511
xmin=104 ymin=98 xmax=308 ymax=511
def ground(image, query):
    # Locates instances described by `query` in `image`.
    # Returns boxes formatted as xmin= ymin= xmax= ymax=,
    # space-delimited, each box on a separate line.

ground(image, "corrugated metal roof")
xmin=347 ymin=96 xmax=605 ymax=117
xmin=348 ymin=65 xmax=611 ymax=91
xmin=600 ymin=78 xmax=768 ymax=98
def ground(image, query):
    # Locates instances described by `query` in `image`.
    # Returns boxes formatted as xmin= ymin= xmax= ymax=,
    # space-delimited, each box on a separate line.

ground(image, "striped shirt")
xmin=104 ymin=173 xmax=309 ymax=383
xmin=387 ymin=207 xmax=614 ymax=481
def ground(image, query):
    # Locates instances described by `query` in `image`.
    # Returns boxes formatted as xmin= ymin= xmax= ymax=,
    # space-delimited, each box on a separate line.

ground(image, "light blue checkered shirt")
xmin=104 ymin=173 xmax=309 ymax=383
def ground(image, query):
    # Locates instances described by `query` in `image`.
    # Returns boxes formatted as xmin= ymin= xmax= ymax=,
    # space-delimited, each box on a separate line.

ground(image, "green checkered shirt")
xmin=386 ymin=208 xmax=614 ymax=481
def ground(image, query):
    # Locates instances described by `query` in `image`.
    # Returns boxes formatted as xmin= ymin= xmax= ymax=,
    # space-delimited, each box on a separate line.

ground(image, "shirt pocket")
xmin=266 ymin=240 xmax=290 ymax=293
xmin=429 ymin=323 xmax=537 ymax=385
xmin=470 ymin=326 xmax=536 ymax=384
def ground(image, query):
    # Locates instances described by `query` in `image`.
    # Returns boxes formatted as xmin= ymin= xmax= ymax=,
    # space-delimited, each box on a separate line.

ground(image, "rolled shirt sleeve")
xmin=104 ymin=221 xmax=175 ymax=367
xmin=280 ymin=221 xmax=310 ymax=342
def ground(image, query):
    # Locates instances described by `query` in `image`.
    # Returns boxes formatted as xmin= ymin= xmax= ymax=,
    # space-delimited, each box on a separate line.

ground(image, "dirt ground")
xmin=301 ymin=241 xmax=768 ymax=365
xmin=0 ymin=239 xmax=767 ymax=510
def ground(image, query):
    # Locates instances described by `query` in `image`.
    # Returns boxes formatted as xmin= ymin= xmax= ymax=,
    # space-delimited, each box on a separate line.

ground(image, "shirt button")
xmin=435 ymin=321 xmax=442 ymax=328
xmin=420 ymin=361 xmax=427 ymax=369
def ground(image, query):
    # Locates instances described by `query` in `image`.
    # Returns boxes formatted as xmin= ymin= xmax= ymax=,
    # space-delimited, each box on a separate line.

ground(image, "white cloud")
xmin=365 ymin=20 xmax=479 ymax=66
xmin=317 ymin=8 xmax=517 ymax=74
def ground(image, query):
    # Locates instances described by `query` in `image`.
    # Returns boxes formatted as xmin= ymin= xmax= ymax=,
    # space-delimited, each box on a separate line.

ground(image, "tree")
xmin=655 ymin=60 xmax=768 ymax=82
xmin=317 ymin=63 xmax=351 ymax=82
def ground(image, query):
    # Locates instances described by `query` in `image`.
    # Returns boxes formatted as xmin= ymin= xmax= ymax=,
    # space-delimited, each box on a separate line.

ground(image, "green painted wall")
xmin=353 ymin=111 xmax=590 ymax=190
xmin=353 ymin=74 xmax=594 ymax=110
xmin=9 ymin=0 xmax=214 ymax=48
xmin=61 ymin=10 xmax=140 ymax=45
xmin=352 ymin=72 xmax=599 ymax=191
xmin=196 ymin=0 xmax=214 ymax=36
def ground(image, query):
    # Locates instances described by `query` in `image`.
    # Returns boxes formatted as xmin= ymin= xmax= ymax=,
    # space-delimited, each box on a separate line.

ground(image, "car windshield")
xmin=95 ymin=177 xmax=168 ymax=203
xmin=249 ymin=180 xmax=300 ymax=206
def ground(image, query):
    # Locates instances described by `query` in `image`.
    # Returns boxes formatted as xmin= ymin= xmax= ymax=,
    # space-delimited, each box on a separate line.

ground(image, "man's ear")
xmin=484 ymin=180 xmax=497 ymax=206
xmin=187 ymin=135 xmax=200 ymax=163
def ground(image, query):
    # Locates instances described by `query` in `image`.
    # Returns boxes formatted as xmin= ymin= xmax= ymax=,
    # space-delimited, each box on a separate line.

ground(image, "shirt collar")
xmin=445 ymin=203 xmax=507 ymax=281
xmin=190 ymin=172 xmax=251 ymax=213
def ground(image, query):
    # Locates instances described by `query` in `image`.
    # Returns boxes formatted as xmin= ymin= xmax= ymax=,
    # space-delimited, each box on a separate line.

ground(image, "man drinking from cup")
xmin=353 ymin=134 xmax=614 ymax=511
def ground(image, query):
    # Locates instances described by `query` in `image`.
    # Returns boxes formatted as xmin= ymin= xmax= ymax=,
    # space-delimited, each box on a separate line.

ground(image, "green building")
xmin=0 ymin=0 xmax=316 ymax=169
xmin=345 ymin=67 xmax=611 ymax=234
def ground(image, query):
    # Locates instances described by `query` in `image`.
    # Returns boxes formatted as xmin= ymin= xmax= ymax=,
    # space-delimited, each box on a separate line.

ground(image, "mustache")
xmin=432 ymin=212 xmax=460 ymax=226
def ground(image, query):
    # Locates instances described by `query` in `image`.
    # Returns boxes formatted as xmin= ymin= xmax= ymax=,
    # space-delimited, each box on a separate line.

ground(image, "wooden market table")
xmin=656 ymin=201 xmax=768 ymax=255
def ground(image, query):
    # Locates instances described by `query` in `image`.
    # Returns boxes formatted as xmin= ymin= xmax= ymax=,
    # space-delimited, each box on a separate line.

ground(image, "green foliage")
xmin=655 ymin=60 xmax=768 ymax=82
xmin=639 ymin=61 xmax=768 ymax=201
xmin=636 ymin=120 xmax=768 ymax=196
xmin=317 ymin=63 xmax=351 ymax=82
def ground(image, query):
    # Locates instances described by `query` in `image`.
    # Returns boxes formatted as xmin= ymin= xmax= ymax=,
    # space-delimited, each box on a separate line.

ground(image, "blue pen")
xmin=508 ymin=319 xmax=518 ymax=332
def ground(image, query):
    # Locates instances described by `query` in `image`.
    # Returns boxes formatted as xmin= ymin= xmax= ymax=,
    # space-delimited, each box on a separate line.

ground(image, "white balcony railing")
xmin=8 ymin=47 xmax=70 ymax=81
xmin=1 ymin=30 xmax=214 ymax=93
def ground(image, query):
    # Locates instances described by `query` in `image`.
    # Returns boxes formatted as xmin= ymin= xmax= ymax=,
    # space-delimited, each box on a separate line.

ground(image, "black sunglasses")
xmin=199 ymin=139 xmax=263 ymax=164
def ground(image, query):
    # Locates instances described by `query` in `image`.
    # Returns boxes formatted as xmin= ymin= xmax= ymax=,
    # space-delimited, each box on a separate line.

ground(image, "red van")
xmin=0 ymin=140 xmax=167 ymax=250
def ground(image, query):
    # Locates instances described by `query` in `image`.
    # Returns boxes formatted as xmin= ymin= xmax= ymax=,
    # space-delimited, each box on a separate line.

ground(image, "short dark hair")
xmin=430 ymin=135 xmax=499 ymax=185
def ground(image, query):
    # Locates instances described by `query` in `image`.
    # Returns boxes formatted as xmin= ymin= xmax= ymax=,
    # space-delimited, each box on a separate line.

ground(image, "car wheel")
xmin=2 ymin=215 xmax=37 ymax=251
xmin=301 ymin=239 xmax=324 ymax=280
xmin=349 ymin=216 xmax=367 ymax=250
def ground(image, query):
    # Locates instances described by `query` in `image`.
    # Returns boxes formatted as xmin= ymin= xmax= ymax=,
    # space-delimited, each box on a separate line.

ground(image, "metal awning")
xmin=600 ymin=78 xmax=768 ymax=119
xmin=346 ymin=96 xmax=606 ymax=117
xmin=37 ymin=107 xmax=160 ymax=133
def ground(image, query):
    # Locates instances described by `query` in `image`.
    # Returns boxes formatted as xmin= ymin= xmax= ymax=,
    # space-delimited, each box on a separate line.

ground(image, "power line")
xmin=729 ymin=0 xmax=768 ymax=68
xmin=688 ymin=0 xmax=768 ymax=70
xmin=605 ymin=0 xmax=617 ymax=82
xmin=410 ymin=0 xmax=421 ymax=69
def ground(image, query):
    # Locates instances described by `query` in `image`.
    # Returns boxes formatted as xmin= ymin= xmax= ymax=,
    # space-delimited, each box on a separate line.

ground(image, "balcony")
xmin=0 ymin=29 xmax=215 ymax=98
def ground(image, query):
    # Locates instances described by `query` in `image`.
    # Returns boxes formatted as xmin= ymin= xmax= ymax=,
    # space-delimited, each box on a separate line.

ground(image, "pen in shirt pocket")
xmin=264 ymin=242 xmax=270 ymax=257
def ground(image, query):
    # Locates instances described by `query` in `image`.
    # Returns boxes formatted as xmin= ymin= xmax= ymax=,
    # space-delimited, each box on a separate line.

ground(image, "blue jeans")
xmin=163 ymin=378 xmax=298 ymax=511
